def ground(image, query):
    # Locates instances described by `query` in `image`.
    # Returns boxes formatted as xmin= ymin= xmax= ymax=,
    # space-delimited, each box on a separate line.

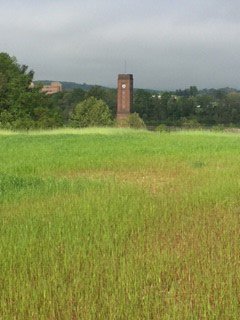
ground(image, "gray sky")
xmin=1 ymin=0 xmax=240 ymax=90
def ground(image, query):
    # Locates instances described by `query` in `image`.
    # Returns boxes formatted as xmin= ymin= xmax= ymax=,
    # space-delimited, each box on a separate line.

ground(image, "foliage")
xmin=0 ymin=110 xmax=13 ymax=129
xmin=133 ymin=89 xmax=154 ymax=121
xmin=181 ymin=118 xmax=202 ymax=129
xmin=69 ymin=97 xmax=113 ymax=127
xmin=85 ymin=85 xmax=107 ymax=101
xmin=132 ymin=87 xmax=240 ymax=127
xmin=155 ymin=123 xmax=170 ymax=132
xmin=0 ymin=52 xmax=62 ymax=129
xmin=48 ymin=86 xmax=117 ymax=124
xmin=211 ymin=124 xmax=226 ymax=131
xmin=0 ymin=53 xmax=33 ymax=110
xmin=119 ymin=112 xmax=146 ymax=129
xmin=48 ymin=88 xmax=86 ymax=123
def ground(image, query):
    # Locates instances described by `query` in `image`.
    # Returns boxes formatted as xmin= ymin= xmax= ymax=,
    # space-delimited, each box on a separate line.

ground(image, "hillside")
xmin=35 ymin=80 xmax=240 ymax=95
xmin=35 ymin=80 xmax=160 ymax=93
xmin=34 ymin=80 xmax=95 ymax=91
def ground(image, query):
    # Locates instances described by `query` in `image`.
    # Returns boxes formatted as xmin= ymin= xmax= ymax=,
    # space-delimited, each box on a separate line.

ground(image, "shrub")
xmin=0 ymin=110 xmax=14 ymax=129
xmin=211 ymin=124 xmax=225 ymax=132
xmin=118 ymin=113 xmax=146 ymax=129
xmin=181 ymin=118 xmax=202 ymax=129
xmin=11 ymin=117 xmax=36 ymax=131
xmin=69 ymin=97 xmax=112 ymax=128
xmin=155 ymin=124 xmax=170 ymax=132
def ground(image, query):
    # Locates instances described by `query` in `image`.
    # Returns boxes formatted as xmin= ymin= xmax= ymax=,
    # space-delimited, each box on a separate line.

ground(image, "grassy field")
xmin=0 ymin=128 xmax=239 ymax=319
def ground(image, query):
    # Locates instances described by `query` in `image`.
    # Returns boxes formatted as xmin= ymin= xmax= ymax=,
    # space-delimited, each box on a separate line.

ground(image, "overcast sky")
xmin=1 ymin=0 xmax=240 ymax=90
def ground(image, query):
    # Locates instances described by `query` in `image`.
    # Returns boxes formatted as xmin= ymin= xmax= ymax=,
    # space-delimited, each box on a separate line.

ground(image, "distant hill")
xmin=199 ymin=87 xmax=240 ymax=95
xmin=34 ymin=80 xmax=95 ymax=91
xmin=34 ymin=80 xmax=161 ymax=93
xmin=35 ymin=81 xmax=240 ymax=95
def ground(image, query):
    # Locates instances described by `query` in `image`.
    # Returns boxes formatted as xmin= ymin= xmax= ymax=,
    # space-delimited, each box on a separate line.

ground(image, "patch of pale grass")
xmin=176 ymin=129 xmax=240 ymax=137
xmin=0 ymin=129 xmax=18 ymax=136
xmin=17 ymin=127 xmax=149 ymax=136
xmin=57 ymin=167 xmax=182 ymax=195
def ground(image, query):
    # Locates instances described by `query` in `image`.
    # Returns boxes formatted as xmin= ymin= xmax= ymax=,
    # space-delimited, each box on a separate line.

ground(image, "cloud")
xmin=1 ymin=0 xmax=240 ymax=89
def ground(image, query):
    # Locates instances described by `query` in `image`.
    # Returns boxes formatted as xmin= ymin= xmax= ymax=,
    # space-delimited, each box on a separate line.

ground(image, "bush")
xmin=118 ymin=113 xmax=146 ymax=129
xmin=0 ymin=110 xmax=14 ymax=129
xmin=11 ymin=117 xmax=36 ymax=131
xmin=155 ymin=124 xmax=170 ymax=132
xmin=0 ymin=110 xmax=36 ymax=131
xmin=69 ymin=97 xmax=112 ymax=128
xmin=33 ymin=107 xmax=63 ymax=129
xmin=211 ymin=124 xmax=225 ymax=132
xmin=181 ymin=118 xmax=202 ymax=129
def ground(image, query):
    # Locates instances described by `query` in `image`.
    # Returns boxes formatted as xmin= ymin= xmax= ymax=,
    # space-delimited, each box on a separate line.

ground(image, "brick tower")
xmin=117 ymin=74 xmax=133 ymax=120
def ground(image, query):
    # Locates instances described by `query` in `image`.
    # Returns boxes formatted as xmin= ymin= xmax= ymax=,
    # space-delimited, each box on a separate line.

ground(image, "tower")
xmin=117 ymin=74 xmax=133 ymax=120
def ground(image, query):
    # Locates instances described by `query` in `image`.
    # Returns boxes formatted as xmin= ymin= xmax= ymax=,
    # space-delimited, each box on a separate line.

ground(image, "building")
xmin=117 ymin=74 xmax=133 ymax=120
xmin=41 ymin=82 xmax=62 ymax=95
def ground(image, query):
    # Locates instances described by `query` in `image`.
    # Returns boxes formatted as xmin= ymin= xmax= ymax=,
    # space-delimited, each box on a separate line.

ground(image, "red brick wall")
xmin=117 ymin=74 xmax=133 ymax=119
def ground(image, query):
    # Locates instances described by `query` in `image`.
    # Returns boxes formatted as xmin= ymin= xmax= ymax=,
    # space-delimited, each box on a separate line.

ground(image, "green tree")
xmin=86 ymin=86 xmax=117 ymax=116
xmin=48 ymin=88 xmax=86 ymax=123
xmin=0 ymin=52 xmax=62 ymax=129
xmin=133 ymin=89 xmax=154 ymax=122
xmin=0 ymin=53 xmax=33 ymax=111
xmin=189 ymin=86 xmax=198 ymax=97
xmin=69 ymin=97 xmax=112 ymax=127
xmin=86 ymin=86 xmax=106 ymax=100
xmin=104 ymin=88 xmax=117 ymax=116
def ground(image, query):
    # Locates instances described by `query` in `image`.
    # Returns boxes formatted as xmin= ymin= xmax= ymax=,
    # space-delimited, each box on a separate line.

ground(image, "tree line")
xmin=133 ymin=88 xmax=240 ymax=127
xmin=1 ymin=52 xmax=240 ymax=130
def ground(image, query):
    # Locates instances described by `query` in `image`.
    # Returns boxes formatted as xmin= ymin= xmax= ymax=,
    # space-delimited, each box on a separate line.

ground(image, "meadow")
xmin=0 ymin=128 xmax=239 ymax=319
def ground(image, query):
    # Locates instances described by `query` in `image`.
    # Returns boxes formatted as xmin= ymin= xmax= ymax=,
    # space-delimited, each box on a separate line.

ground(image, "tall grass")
xmin=0 ymin=128 xmax=239 ymax=319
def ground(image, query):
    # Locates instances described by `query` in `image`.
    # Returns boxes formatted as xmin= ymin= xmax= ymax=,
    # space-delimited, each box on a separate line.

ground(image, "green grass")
xmin=0 ymin=128 xmax=239 ymax=319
